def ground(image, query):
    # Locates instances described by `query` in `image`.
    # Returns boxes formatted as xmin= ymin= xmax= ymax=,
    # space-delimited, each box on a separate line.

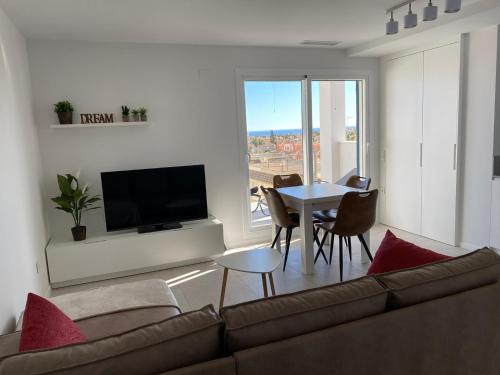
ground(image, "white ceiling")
xmin=0 ymin=0 xmax=496 ymax=53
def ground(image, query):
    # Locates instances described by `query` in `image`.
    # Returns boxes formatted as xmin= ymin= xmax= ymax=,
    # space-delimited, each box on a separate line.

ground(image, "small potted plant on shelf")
xmin=54 ymin=100 xmax=74 ymax=125
xmin=131 ymin=109 xmax=140 ymax=122
xmin=51 ymin=173 xmax=101 ymax=241
xmin=138 ymin=107 xmax=148 ymax=122
xmin=121 ymin=106 xmax=130 ymax=122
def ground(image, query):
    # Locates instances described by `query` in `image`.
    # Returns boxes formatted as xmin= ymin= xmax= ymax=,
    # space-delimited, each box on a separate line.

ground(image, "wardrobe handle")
xmin=453 ymin=144 xmax=457 ymax=171
xmin=419 ymin=143 xmax=423 ymax=167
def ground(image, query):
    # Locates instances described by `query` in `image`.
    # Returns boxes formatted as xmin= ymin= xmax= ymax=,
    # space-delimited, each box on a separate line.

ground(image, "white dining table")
xmin=275 ymin=183 xmax=371 ymax=275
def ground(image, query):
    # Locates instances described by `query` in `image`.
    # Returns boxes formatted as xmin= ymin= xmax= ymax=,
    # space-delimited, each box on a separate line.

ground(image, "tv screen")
xmin=101 ymin=165 xmax=208 ymax=232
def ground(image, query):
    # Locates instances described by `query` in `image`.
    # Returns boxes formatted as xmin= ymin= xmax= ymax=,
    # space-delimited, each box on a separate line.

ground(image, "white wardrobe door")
xmin=421 ymin=43 xmax=460 ymax=245
xmin=384 ymin=53 xmax=423 ymax=234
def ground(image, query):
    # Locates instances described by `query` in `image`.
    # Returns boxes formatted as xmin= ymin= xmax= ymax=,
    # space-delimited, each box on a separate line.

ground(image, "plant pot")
xmin=122 ymin=115 xmax=130 ymax=122
xmin=132 ymin=114 xmax=140 ymax=122
xmin=140 ymin=114 xmax=148 ymax=122
xmin=57 ymin=111 xmax=73 ymax=125
xmin=71 ymin=225 xmax=86 ymax=241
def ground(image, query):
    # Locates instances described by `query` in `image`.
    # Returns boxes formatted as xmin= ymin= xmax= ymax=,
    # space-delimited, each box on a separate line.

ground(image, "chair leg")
xmin=329 ymin=232 xmax=334 ymax=266
xmin=313 ymin=226 xmax=321 ymax=247
xmin=271 ymin=226 xmax=282 ymax=249
xmin=339 ymin=236 xmax=344 ymax=282
xmin=344 ymin=237 xmax=348 ymax=247
xmin=314 ymin=231 xmax=328 ymax=264
xmin=283 ymin=227 xmax=292 ymax=271
xmin=258 ymin=197 xmax=266 ymax=215
xmin=358 ymin=234 xmax=373 ymax=262
xmin=329 ymin=233 xmax=335 ymax=265
xmin=348 ymin=236 xmax=352 ymax=262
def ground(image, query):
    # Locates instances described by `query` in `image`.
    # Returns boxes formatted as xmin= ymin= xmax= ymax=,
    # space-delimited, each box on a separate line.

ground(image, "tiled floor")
xmin=50 ymin=224 xmax=469 ymax=312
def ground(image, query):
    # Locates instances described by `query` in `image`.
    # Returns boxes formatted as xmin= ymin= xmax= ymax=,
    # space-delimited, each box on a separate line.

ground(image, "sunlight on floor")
xmin=168 ymin=269 xmax=218 ymax=287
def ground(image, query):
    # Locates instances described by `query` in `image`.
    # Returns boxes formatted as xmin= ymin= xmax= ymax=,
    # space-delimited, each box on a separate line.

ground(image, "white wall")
xmin=0 ymin=8 xmax=49 ymax=334
xmin=28 ymin=40 xmax=379 ymax=247
xmin=459 ymin=26 xmax=498 ymax=249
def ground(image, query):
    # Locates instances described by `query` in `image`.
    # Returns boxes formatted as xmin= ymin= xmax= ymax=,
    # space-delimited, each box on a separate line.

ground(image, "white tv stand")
xmin=46 ymin=217 xmax=225 ymax=288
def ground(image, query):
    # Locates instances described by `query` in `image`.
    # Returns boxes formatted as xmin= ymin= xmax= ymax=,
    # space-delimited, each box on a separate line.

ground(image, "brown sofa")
xmin=1 ymin=248 xmax=500 ymax=375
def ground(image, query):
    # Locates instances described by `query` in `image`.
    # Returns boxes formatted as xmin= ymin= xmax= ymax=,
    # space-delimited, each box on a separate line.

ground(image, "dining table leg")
xmin=299 ymin=202 xmax=314 ymax=275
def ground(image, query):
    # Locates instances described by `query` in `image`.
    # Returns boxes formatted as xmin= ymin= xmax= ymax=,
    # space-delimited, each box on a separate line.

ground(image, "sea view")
xmin=248 ymin=128 xmax=320 ymax=137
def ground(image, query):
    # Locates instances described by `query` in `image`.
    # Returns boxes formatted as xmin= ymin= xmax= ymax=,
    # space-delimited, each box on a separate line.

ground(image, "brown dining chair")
xmin=313 ymin=175 xmax=372 ymax=260
xmin=261 ymin=186 xmax=299 ymax=271
xmin=271 ymin=173 xmax=322 ymax=249
xmin=314 ymin=189 xmax=378 ymax=282
xmin=273 ymin=174 xmax=303 ymax=189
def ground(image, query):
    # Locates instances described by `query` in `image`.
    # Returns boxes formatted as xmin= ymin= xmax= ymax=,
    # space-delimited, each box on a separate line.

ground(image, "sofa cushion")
xmin=160 ymin=358 xmax=236 ymax=375
xmin=0 ymin=305 xmax=181 ymax=360
xmin=19 ymin=293 xmax=86 ymax=352
xmin=220 ymin=276 xmax=387 ymax=353
xmin=367 ymin=230 xmax=451 ymax=275
xmin=0 ymin=305 xmax=223 ymax=375
xmin=16 ymin=279 xmax=180 ymax=331
xmin=375 ymin=248 xmax=500 ymax=310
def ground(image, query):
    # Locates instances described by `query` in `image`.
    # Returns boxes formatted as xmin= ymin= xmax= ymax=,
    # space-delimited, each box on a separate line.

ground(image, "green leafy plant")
xmin=53 ymin=101 xmax=74 ymax=113
xmin=121 ymin=105 xmax=130 ymax=116
xmin=138 ymin=107 xmax=147 ymax=116
xmin=51 ymin=173 xmax=101 ymax=227
xmin=131 ymin=109 xmax=139 ymax=116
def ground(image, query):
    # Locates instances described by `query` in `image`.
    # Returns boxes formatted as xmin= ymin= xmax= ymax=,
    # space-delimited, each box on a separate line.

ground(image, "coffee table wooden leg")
xmin=219 ymin=268 xmax=229 ymax=310
xmin=261 ymin=273 xmax=268 ymax=298
xmin=268 ymin=272 xmax=276 ymax=296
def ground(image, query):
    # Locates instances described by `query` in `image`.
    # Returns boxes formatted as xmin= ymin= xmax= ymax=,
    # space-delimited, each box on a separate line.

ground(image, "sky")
xmin=244 ymin=80 xmax=358 ymax=132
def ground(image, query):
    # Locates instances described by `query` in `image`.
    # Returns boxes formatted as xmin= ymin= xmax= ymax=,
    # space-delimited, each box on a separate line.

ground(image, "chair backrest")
xmin=261 ymin=186 xmax=295 ymax=228
xmin=345 ymin=175 xmax=371 ymax=190
xmin=333 ymin=190 xmax=378 ymax=236
xmin=273 ymin=174 xmax=303 ymax=189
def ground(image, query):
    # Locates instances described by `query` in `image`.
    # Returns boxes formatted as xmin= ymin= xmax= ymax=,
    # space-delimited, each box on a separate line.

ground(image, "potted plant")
xmin=131 ymin=109 xmax=140 ymax=122
xmin=51 ymin=173 xmax=101 ymax=241
xmin=121 ymin=106 xmax=130 ymax=122
xmin=138 ymin=107 xmax=148 ymax=122
xmin=54 ymin=101 xmax=74 ymax=125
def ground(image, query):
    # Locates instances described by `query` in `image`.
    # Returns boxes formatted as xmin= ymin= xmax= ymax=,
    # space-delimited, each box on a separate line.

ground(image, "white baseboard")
xmin=459 ymin=242 xmax=483 ymax=251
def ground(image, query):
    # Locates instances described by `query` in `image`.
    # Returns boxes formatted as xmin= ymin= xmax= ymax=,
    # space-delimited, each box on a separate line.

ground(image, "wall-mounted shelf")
xmin=50 ymin=121 xmax=149 ymax=129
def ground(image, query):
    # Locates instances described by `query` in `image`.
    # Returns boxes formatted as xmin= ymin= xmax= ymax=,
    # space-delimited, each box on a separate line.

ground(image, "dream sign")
xmin=80 ymin=113 xmax=114 ymax=124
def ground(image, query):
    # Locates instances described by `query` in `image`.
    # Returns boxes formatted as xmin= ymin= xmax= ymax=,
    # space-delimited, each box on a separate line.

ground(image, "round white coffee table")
xmin=214 ymin=248 xmax=282 ymax=309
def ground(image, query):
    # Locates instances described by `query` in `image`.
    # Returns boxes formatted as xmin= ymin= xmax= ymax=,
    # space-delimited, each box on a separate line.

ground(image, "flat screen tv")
xmin=101 ymin=165 xmax=208 ymax=232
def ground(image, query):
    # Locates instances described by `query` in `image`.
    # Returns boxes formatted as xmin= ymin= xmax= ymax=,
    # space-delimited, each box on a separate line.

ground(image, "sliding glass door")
xmin=240 ymin=76 xmax=365 ymax=229
xmin=244 ymin=80 xmax=305 ymax=227
xmin=311 ymin=80 xmax=362 ymax=183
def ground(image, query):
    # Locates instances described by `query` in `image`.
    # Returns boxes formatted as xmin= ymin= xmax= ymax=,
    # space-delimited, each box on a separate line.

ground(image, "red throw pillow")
xmin=367 ymin=230 xmax=451 ymax=275
xmin=19 ymin=293 xmax=86 ymax=352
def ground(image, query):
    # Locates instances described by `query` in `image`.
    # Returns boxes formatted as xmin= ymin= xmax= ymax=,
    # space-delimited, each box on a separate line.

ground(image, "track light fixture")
xmin=423 ymin=1 xmax=438 ymax=21
xmin=445 ymin=0 xmax=461 ymax=13
xmin=386 ymin=0 xmax=461 ymax=35
xmin=386 ymin=11 xmax=399 ymax=35
xmin=404 ymin=3 xmax=418 ymax=29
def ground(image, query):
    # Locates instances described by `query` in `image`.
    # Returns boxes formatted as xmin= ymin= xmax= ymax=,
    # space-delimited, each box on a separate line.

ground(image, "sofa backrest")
xmin=220 ymin=276 xmax=387 ymax=353
xmin=0 ymin=305 xmax=223 ymax=375
xmin=231 ymin=281 xmax=500 ymax=375
xmin=374 ymin=247 xmax=500 ymax=309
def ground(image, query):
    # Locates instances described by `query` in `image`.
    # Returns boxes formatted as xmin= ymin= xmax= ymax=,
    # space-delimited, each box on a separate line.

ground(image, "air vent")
xmin=301 ymin=40 xmax=341 ymax=47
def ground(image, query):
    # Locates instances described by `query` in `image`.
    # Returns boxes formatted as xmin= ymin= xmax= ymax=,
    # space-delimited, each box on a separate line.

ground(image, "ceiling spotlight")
xmin=445 ymin=0 xmax=461 ymax=13
xmin=386 ymin=11 xmax=399 ymax=35
xmin=404 ymin=3 xmax=418 ymax=29
xmin=423 ymin=1 xmax=438 ymax=21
